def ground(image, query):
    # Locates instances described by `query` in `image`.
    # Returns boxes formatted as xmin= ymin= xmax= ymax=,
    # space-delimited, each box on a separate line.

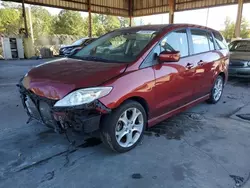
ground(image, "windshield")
xmin=72 ymin=38 xmax=86 ymax=46
xmin=72 ymin=30 xmax=158 ymax=63
xmin=229 ymin=40 xmax=250 ymax=52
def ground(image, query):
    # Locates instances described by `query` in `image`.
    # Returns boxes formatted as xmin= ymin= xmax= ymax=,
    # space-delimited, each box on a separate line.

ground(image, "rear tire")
xmin=207 ymin=75 xmax=224 ymax=104
xmin=100 ymin=100 xmax=146 ymax=153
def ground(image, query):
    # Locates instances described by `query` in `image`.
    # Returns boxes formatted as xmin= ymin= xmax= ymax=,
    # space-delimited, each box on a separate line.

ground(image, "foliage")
xmin=53 ymin=10 xmax=85 ymax=35
xmin=29 ymin=6 xmax=54 ymax=39
xmin=0 ymin=8 xmax=22 ymax=35
xmin=0 ymin=2 xmax=132 ymax=44
xmin=221 ymin=16 xmax=250 ymax=40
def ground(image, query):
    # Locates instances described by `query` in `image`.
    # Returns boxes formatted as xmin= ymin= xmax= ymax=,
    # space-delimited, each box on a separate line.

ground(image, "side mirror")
xmin=158 ymin=51 xmax=180 ymax=63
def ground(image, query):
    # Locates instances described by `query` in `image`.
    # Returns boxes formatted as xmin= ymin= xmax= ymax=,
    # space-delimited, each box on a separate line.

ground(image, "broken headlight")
xmin=54 ymin=87 xmax=112 ymax=107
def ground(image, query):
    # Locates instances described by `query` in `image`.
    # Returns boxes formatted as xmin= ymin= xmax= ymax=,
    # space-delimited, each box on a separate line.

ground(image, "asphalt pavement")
xmin=0 ymin=59 xmax=250 ymax=188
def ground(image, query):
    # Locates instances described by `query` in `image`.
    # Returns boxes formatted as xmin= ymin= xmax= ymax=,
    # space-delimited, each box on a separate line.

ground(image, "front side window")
xmin=191 ymin=29 xmax=210 ymax=54
xmin=213 ymin=32 xmax=228 ymax=50
xmin=160 ymin=29 xmax=189 ymax=57
xmin=73 ymin=30 xmax=158 ymax=63
xmin=142 ymin=29 xmax=189 ymax=68
xmin=229 ymin=40 xmax=250 ymax=52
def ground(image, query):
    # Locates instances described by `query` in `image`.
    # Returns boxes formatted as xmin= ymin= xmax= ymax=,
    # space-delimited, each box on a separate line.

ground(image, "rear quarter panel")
xmin=213 ymin=49 xmax=229 ymax=84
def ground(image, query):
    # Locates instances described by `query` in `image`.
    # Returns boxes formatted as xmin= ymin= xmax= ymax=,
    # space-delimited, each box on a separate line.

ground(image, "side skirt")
xmin=148 ymin=94 xmax=210 ymax=127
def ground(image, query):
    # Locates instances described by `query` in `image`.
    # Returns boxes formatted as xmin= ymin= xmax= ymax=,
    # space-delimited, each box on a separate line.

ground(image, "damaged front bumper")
xmin=17 ymin=83 xmax=111 ymax=134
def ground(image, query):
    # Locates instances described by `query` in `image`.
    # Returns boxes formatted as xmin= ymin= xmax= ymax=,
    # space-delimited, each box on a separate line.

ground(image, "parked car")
xmin=59 ymin=37 xmax=96 ymax=56
xmin=18 ymin=24 xmax=229 ymax=152
xmin=228 ymin=39 xmax=250 ymax=78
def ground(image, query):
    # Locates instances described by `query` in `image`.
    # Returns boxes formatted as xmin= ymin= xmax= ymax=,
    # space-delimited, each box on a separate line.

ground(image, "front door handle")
xmin=186 ymin=63 xmax=194 ymax=69
xmin=197 ymin=60 xmax=204 ymax=66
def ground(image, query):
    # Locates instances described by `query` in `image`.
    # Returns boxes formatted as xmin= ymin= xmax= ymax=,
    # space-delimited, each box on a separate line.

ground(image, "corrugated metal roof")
xmin=4 ymin=0 xmax=250 ymax=17
xmin=133 ymin=0 xmax=169 ymax=16
xmin=175 ymin=0 xmax=238 ymax=11
xmin=8 ymin=0 xmax=129 ymax=16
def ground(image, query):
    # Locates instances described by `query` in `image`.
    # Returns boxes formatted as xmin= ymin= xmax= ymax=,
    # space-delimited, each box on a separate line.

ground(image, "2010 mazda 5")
xmin=18 ymin=24 xmax=229 ymax=152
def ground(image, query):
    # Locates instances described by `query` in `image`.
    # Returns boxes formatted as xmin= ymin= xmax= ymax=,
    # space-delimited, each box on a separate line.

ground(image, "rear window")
xmin=213 ymin=32 xmax=228 ymax=50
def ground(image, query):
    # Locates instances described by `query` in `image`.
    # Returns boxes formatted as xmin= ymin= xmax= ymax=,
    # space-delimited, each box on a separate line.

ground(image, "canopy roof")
xmin=5 ymin=0 xmax=250 ymax=17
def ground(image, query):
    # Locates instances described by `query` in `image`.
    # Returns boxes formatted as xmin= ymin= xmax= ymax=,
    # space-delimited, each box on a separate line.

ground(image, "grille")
xmin=229 ymin=61 xmax=245 ymax=67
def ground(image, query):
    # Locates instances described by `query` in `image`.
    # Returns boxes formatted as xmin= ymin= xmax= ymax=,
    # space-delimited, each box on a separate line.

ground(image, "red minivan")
xmin=19 ymin=24 xmax=229 ymax=152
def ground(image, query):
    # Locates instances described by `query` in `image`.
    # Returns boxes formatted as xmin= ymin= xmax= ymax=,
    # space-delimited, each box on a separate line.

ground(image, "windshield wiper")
xmin=70 ymin=56 xmax=111 ymax=62
xmin=83 ymin=56 xmax=110 ymax=62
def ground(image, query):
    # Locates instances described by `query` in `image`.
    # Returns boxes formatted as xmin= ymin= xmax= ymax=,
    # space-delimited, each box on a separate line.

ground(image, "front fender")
xmin=99 ymin=67 xmax=156 ymax=117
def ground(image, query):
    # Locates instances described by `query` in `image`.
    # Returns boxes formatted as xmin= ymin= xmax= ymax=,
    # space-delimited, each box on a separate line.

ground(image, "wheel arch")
xmin=218 ymin=72 xmax=226 ymax=84
xmin=122 ymin=96 xmax=150 ymax=120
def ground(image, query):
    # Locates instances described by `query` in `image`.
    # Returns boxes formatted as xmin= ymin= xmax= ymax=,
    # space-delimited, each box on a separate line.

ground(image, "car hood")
xmin=60 ymin=44 xmax=80 ymax=49
xmin=230 ymin=51 xmax=250 ymax=61
xmin=22 ymin=58 xmax=127 ymax=100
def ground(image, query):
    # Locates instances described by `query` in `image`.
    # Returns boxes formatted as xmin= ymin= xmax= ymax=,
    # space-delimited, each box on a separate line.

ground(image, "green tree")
xmin=221 ymin=17 xmax=250 ymax=41
xmin=0 ymin=8 xmax=22 ymax=35
xmin=84 ymin=14 xmax=126 ymax=36
xmin=53 ymin=10 xmax=85 ymax=35
xmin=240 ymin=18 xmax=250 ymax=38
xmin=97 ymin=14 xmax=121 ymax=32
xmin=83 ymin=14 xmax=122 ymax=37
xmin=29 ymin=6 xmax=53 ymax=39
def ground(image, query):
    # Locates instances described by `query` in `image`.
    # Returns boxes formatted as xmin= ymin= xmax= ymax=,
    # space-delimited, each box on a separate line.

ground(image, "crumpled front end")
xmin=17 ymin=82 xmax=111 ymax=134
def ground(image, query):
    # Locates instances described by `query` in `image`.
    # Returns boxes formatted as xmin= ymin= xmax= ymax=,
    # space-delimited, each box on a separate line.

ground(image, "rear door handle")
xmin=197 ymin=60 xmax=204 ymax=66
xmin=186 ymin=63 xmax=194 ymax=69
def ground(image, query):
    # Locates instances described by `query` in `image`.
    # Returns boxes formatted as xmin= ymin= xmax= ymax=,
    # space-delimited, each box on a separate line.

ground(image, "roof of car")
xmin=117 ymin=24 xmax=218 ymax=33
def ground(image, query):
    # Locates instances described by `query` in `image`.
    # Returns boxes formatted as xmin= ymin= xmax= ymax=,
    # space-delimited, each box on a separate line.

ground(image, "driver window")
xmin=142 ymin=29 xmax=189 ymax=68
xmin=160 ymin=29 xmax=189 ymax=57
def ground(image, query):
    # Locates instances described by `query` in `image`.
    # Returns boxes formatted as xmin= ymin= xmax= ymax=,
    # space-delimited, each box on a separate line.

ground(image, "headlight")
xmin=247 ymin=62 xmax=250 ymax=67
xmin=54 ymin=87 xmax=112 ymax=107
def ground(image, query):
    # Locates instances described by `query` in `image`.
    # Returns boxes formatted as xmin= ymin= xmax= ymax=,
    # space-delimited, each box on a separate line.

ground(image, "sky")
xmin=133 ymin=3 xmax=250 ymax=30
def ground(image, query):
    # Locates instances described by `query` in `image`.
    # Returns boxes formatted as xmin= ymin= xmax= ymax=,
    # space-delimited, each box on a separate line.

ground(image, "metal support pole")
xmin=205 ymin=8 xmax=210 ymax=26
xmin=129 ymin=0 xmax=133 ymax=27
xmin=28 ymin=6 xmax=34 ymax=43
xmin=129 ymin=16 xmax=132 ymax=27
xmin=235 ymin=0 xmax=244 ymax=38
xmin=21 ymin=0 xmax=29 ymax=37
xmin=169 ymin=0 xmax=175 ymax=24
xmin=87 ymin=0 xmax=92 ymax=37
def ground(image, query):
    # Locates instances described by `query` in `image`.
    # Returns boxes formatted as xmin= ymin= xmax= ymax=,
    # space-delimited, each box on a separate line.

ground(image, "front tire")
xmin=100 ymin=100 xmax=146 ymax=153
xmin=207 ymin=75 xmax=224 ymax=104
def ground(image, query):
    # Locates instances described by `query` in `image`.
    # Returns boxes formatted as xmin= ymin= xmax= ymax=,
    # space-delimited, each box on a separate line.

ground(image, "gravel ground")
xmin=0 ymin=59 xmax=250 ymax=188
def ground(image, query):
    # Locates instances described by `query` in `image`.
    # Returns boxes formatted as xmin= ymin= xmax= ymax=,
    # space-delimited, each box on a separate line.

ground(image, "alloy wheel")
xmin=213 ymin=77 xmax=223 ymax=101
xmin=115 ymin=108 xmax=144 ymax=148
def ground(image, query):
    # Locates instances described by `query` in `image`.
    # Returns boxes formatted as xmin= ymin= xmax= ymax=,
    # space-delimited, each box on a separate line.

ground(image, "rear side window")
xmin=191 ymin=29 xmax=210 ymax=54
xmin=213 ymin=32 xmax=228 ymax=50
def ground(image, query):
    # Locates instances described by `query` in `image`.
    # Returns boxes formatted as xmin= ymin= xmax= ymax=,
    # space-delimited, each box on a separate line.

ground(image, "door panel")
xmin=188 ymin=29 xmax=217 ymax=99
xmin=153 ymin=57 xmax=196 ymax=117
xmin=189 ymin=52 xmax=218 ymax=98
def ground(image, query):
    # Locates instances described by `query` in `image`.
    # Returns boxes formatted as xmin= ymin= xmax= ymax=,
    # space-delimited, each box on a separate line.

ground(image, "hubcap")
xmin=213 ymin=78 xmax=223 ymax=101
xmin=115 ymin=108 xmax=144 ymax=148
